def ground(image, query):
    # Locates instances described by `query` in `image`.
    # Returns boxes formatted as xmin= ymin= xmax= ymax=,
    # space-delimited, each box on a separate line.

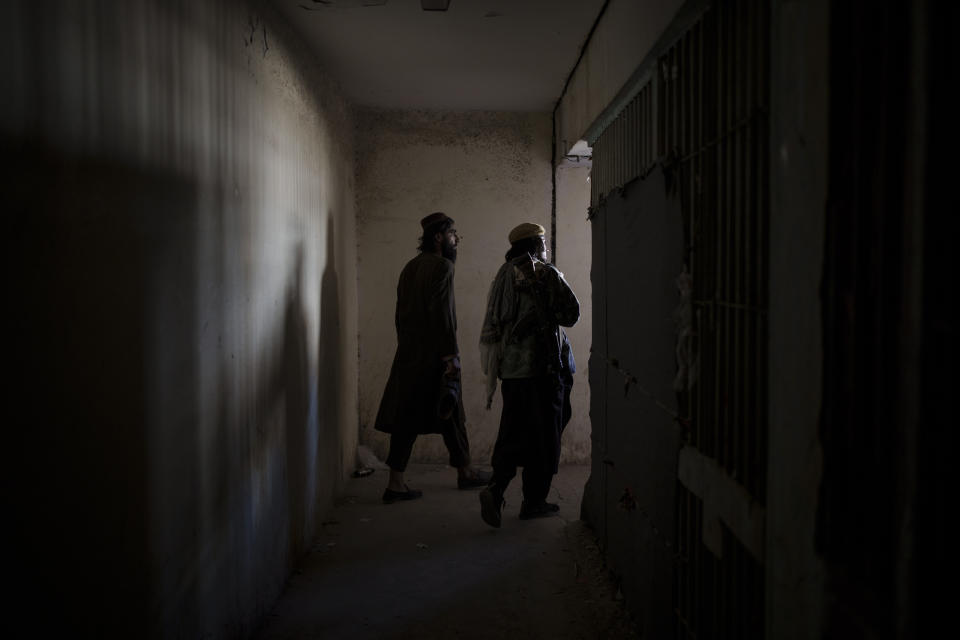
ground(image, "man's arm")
xmin=540 ymin=264 xmax=580 ymax=327
xmin=430 ymin=260 xmax=460 ymax=363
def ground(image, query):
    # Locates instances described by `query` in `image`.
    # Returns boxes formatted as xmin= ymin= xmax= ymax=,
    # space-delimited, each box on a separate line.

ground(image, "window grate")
xmin=666 ymin=0 xmax=769 ymax=636
xmin=588 ymin=1 xmax=769 ymax=636
xmin=590 ymin=80 xmax=656 ymax=206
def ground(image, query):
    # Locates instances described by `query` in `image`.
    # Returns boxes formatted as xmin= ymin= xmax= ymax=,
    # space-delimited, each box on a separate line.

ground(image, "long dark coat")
xmin=374 ymin=252 xmax=466 ymax=435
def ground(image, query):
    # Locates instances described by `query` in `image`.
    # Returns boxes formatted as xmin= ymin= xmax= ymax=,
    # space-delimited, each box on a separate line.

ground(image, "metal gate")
xmin=589 ymin=0 xmax=769 ymax=636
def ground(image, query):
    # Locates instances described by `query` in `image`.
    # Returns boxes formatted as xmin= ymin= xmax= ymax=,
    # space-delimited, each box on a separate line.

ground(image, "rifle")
xmin=512 ymin=256 xmax=563 ymax=373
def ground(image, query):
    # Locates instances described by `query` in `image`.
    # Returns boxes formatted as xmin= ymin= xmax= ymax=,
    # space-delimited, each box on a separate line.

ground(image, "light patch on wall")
xmin=554 ymin=140 xmax=593 ymax=463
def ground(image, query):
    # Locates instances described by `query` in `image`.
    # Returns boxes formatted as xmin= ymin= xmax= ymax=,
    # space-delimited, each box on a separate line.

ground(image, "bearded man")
xmin=374 ymin=212 xmax=490 ymax=503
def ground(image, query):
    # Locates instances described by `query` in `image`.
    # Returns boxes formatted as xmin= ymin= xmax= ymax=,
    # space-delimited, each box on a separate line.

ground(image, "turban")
xmin=508 ymin=222 xmax=545 ymax=244
xmin=421 ymin=212 xmax=452 ymax=229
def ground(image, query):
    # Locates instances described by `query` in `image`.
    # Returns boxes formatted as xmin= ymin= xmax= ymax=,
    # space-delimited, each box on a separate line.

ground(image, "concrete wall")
xmin=2 ymin=1 xmax=357 ymax=637
xmin=355 ymin=109 xmax=592 ymax=468
xmin=555 ymin=0 xmax=684 ymax=158
xmin=766 ymin=0 xmax=828 ymax=637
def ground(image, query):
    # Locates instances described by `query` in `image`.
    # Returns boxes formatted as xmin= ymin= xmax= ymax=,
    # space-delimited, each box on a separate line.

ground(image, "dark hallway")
xmin=2 ymin=0 xmax=949 ymax=638
xmin=254 ymin=464 xmax=638 ymax=640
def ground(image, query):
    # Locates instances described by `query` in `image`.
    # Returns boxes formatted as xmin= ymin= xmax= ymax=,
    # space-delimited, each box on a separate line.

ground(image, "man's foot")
xmin=457 ymin=469 xmax=493 ymax=490
xmin=479 ymin=487 xmax=504 ymax=528
xmin=518 ymin=501 xmax=560 ymax=520
xmin=382 ymin=486 xmax=423 ymax=504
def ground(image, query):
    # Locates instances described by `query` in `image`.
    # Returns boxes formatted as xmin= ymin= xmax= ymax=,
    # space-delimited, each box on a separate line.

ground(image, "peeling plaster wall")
xmin=2 ymin=1 xmax=357 ymax=637
xmin=356 ymin=109 xmax=590 ymax=468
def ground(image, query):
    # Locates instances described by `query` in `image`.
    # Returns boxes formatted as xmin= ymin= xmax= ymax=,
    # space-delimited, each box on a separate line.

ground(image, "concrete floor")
xmin=255 ymin=463 xmax=640 ymax=639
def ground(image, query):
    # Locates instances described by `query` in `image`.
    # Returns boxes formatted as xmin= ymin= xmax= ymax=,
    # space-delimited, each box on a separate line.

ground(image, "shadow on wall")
xmin=2 ymin=140 xmax=346 ymax=638
xmin=317 ymin=216 xmax=342 ymax=501
xmin=281 ymin=215 xmax=343 ymax=565
xmin=2 ymin=0 xmax=353 ymax=636
xmin=283 ymin=242 xmax=310 ymax=563
xmin=4 ymin=139 xmax=198 ymax=637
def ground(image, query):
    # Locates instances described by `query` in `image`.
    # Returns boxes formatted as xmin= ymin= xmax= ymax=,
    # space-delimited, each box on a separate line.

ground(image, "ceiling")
xmin=274 ymin=0 xmax=605 ymax=112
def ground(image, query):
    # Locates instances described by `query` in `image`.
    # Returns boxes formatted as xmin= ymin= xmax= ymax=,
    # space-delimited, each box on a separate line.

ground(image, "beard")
xmin=441 ymin=239 xmax=458 ymax=263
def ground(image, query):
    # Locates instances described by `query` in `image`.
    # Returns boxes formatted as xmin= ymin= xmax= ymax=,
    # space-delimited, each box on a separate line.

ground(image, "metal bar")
xmin=631 ymin=91 xmax=637 ymax=178
xmin=601 ymin=136 xmax=606 ymax=203
xmin=617 ymin=104 xmax=627 ymax=186
xmin=663 ymin=48 xmax=671 ymax=155
xmin=641 ymin=86 xmax=647 ymax=171
xmin=677 ymin=35 xmax=683 ymax=157
xmin=684 ymin=494 xmax=690 ymax=640
xmin=641 ymin=87 xmax=647 ymax=174
xmin=633 ymin=91 xmax=646 ymax=176
xmin=700 ymin=7 xmax=715 ymax=458
xmin=696 ymin=21 xmax=703 ymax=153
xmin=590 ymin=140 xmax=595 ymax=205
xmin=637 ymin=87 xmax=649 ymax=175
xmin=713 ymin=0 xmax=724 ymax=465
xmin=598 ymin=138 xmax=604 ymax=204
xmin=651 ymin=82 xmax=657 ymax=170
xmin=612 ymin=113 xmax=618 ymax=189
xmin=622 ymin=99 xmax=629 ymax=188
xmin=667 ymin=47 xmax=679 ymax=155
xmin=664 ymin=48 xmax=670 ymax=154
xmin=719 ymin=0 xmax=728 ymax=469
xmin=609 ymin=120 xmax=613 ymax=191
xmin=622 ymin=98 xmax=629 ymax=187
xmin=694 ymin=491 xmax=703 ymax=636
xmin=745 ymin=0 xmax=758 ymax=495
xmin=642 ymin=85 xmax=647 ymax=172
xmin=724 ymin=0 xmax=736 ymax=475
xmin=658 ymin=56 xmax=665 ymax=159
xmin=717 ymin=0 xmax=728 ymax=471
xmin=631 ymin=92 xmax=638 ymax=181
xmin=738 ymin=0 xmax=749 ymax=488
xmin=681 ymin=32 xmax=688 ymax=156
xmin=617 ymin=102 xmax=627 ymax=186
xmin=590 ymin=140 xmax=598 ymax=205
xmin=758 ymin=0 xmax=770 ymax=503
xmin=626 ymin=98 xmax=632 ymax=183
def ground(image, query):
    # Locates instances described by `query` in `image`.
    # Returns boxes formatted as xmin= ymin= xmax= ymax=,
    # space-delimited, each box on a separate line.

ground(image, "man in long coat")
xmin=375 ymin=212 xmax=490 ymax=503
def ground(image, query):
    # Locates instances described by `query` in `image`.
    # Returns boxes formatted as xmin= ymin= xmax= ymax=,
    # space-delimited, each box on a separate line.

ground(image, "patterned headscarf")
xmin=479 ymin=258 xmax=529 ymax=408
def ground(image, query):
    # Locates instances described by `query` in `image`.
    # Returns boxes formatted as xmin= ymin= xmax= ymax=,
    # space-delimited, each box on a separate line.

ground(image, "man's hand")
xmin=443 ymin=355 xmax=461 ymax=377
xmin=514 ymin=255 xmax=537 ymax=285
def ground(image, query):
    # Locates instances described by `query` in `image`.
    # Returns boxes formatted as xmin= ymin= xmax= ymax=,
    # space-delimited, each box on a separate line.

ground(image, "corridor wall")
xmin=562 ymin=0 xmax=783 ymax=637
xmin=2 ymin=1 xmax=358 ymax=637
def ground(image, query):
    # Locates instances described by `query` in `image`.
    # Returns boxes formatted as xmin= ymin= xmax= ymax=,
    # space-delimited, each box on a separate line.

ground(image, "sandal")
xmin=382 ymin=486 xmax=423 ymax=504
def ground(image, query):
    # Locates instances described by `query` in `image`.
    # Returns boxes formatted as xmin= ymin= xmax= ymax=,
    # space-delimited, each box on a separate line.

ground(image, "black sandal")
xmin=479 ymin=488 xmax=505 ymax=528
xmin=382 ymin=486 xmax=423 ymax=504
xmin=518 ymin=501 xmax=560 ymax=520
xmin=457 ymin=469 xmax=493 ymax=490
